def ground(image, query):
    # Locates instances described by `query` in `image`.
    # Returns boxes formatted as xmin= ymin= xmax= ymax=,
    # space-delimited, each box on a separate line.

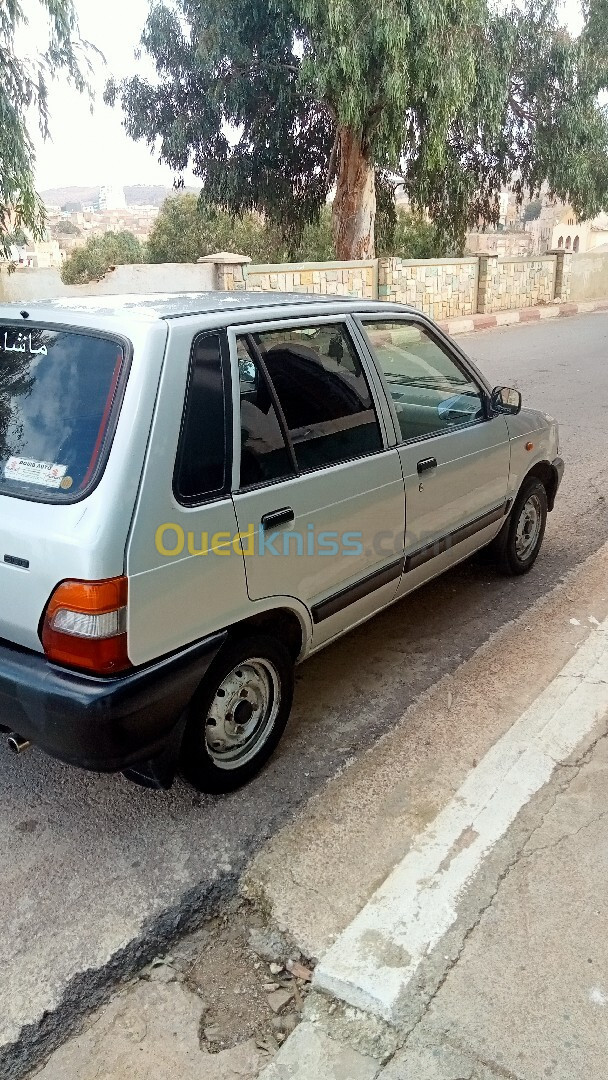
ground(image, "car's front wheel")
xmin=180 ymin=633 xmax=294 ymax=793
xmin=492 ymin=476 xmax=548 ymax=575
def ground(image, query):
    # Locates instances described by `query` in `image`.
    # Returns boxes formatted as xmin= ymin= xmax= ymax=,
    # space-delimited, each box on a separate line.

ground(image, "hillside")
xmin=40 ymin=184 xmax=199 ymax=210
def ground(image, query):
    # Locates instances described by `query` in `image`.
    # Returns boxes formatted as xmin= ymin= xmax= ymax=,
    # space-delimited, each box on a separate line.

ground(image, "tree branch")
xmin=509 ymin=95 xmax=536 ymax=123
xmin=225 ymin=59 xmax=300 ymax=79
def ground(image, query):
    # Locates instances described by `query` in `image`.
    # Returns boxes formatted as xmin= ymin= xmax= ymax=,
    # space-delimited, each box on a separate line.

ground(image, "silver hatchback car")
xmin=0 ymin=293 xmax=563 ymax=792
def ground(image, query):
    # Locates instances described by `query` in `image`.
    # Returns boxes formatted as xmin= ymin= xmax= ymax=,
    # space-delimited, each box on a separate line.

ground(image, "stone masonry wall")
xmin=216 ymin=253 xmax=564 ymax=316
xmin=2 ymin=252 xmax=575 ymax=312
xmin=477 ymin=254 xmax=557 ymax=313
xmin=491 ymin=256 xmax=557 ymax=311
xmin=245 ymin=260 xmax=377 ymax=298
xmin=377 ymin=258 xmax=478 ymax=320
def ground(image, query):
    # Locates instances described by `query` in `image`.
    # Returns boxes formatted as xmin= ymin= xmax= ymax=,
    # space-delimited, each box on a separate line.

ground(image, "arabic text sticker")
xmin=1 ymin=331 xmax=48 ymax=356
xmin=4 ymin=458 xmax=67 ymax=489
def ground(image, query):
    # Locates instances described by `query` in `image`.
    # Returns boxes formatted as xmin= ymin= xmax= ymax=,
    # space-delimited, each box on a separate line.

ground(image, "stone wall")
xmin=570 ymin=251 xmax=608 ymax=302
xmin=377 ymin=258 xmax=478 ymax=319
xmin=489 ymin=256 xmax=557 ymax=311
xmin=2 ymin=250 xmax=593 ymax=314
xmin=477 ymin=253 xmax=559 ymax=313
xmin=0 ymin=262 xmax=215 ymax=303
xmin=244 ymin=260 xmax=377 ymax=298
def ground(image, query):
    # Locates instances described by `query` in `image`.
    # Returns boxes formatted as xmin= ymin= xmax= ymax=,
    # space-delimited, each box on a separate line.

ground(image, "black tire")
xmin=491 ymin=477 xmax=548 ymax=576
xmin=180 ymin=633 xmax=294 ymax=793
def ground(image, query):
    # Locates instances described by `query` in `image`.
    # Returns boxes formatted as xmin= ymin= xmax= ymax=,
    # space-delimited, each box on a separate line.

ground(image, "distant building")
xmin=97 ymin=184 xmax=127 ymax=212
xmin=466 ymin=231 xmax=534 ymax=257
xmin=44 ymin=202 xmax=159 ymax=256
xmin=551 ymin=207 xmax=608 ymax=254
xmin=524 ymin=217 xmax=555 ymax=255
xmin=498 ymin=190 xmax=509 ymax=227
xmin=6 ymin=238 xmax=64 ymax=269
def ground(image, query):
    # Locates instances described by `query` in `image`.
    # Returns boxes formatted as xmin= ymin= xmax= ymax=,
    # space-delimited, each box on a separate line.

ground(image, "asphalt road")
xmin=2 ymin=311 xmax=608 ymax=1078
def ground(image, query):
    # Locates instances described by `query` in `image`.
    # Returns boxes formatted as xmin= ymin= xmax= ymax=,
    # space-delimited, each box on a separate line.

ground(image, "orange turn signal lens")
xmin=42 ymin=577 xmax=131 ymax=675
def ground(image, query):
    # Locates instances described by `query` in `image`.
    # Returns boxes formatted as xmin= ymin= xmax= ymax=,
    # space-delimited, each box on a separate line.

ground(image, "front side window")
xmin=174 ymin=332 xmax=229 ymax=504
xmin=250 ymin=323 xmax=382 ymax=471
xmin=363 ymin=321 xmax=485 ymax=443
xmin=0 ymin=325 xmax=126 ymax=502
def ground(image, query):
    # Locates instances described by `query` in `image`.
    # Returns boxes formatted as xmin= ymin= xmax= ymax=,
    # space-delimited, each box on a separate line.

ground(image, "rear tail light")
xmin=42 ymin=577 xmax=131 ymax=675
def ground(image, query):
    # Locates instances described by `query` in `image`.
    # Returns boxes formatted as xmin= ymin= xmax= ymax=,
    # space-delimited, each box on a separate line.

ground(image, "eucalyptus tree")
xmin=0 ymin=0 xmax=92 ymax=253
xmin=107 ymin=0 xmax=608 ymax=258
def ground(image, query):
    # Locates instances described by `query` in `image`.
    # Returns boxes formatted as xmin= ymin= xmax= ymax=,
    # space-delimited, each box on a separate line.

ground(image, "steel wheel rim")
xmin=515 ymin=494 xmax=542 ymax=560
xmin=204 ymin=657 xmax=280 ymax=770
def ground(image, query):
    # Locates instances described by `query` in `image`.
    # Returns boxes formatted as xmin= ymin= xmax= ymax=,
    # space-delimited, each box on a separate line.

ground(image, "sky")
xmin=30 ymin=0 xmax=197 ymax=191
xmin=29 ymin=0 xmax=586 ymax=192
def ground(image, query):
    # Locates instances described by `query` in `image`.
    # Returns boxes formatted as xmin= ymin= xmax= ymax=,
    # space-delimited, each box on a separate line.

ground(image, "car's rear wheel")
xmin=180 ymin=633 xmax=294 ymax=793
xmin=492 ymin=477 xmax=548 ymax=575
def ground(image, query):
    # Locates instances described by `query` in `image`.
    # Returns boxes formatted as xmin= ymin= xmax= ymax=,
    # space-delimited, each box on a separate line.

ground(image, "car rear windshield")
xmin=0 ymin=325 xmax=126 ymax=502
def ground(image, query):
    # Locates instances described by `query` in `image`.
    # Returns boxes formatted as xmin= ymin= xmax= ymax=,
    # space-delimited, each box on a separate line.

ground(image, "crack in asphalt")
xmin=0 ymin=871 xmax=240 ymax=1080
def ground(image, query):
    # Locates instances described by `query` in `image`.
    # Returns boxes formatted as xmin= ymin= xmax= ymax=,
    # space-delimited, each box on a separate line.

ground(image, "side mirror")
xmin=491 ymin=386 xmax=522 ymax=415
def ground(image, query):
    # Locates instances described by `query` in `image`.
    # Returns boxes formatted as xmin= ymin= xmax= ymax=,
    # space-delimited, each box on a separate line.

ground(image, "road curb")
xmin=314 ymin=617 xmax=608 ymax=1021
xmin=254 ymin=550 xmax=608 ymax=1077
xmin=437 ymin=296 xmax=608 ymax=337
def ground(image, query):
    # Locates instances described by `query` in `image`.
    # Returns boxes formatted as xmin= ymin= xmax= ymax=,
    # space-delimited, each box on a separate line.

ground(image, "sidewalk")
xmin=383 ymin=728 xmax=608 ymax=1080
xmin=255 ymin=553 xmax=608 ymax=1079
xmin=437 ymin=296 xmax=608 ymax=338
xmin=259 ymin=709 xmax=608 ymax=1080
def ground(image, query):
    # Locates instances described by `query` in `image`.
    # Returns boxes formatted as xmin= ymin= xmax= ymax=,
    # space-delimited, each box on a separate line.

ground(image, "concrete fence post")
xmin=476 ymin=253 xmax=499 ymax=313
xmin=551 ymin=250 xmax=572 ymax=301
xmin=198 ymin=251 xmax=251 ymax=291
xmin=377 ymin=258 xmax=395 ymax=300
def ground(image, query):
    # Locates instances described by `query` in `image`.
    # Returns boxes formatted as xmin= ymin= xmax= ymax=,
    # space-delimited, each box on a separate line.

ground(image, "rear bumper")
xmin=0 ymin=632 xmax=227 ymax=773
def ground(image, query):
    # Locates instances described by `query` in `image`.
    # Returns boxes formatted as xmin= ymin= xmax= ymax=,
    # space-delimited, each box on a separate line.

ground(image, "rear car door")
xmin=126 ymin=325 xmax=249 ymax=665
xmin=230 ymin=316 xmax=406 ymax=646
xmin=357 ymin=316 xmax=511 ymax=593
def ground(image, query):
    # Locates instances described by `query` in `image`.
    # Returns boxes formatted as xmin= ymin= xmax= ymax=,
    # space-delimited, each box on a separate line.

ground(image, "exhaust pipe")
xmin=8 ymin=733 xmax=31 ymax=754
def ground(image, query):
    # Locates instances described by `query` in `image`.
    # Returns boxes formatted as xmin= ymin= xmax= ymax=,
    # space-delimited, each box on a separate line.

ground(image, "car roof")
xmin=0 ymin=291 xmax=416 ymax=326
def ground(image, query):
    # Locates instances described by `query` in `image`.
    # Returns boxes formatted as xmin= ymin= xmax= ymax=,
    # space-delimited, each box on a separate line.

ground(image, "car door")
xmin=229 ymin=315 xmax=406 ymax=647
xmin=356 ymin=315 xmax=511 ymax=595
xmin=126 ymin=325 xmax=248 ymax=665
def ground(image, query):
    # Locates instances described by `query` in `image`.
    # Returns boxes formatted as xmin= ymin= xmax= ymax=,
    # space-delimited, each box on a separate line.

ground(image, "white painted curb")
xmin=314 ymin=621 xmax=608 ymax=1022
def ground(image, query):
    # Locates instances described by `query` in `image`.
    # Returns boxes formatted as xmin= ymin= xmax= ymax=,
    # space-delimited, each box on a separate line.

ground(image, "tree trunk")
xmin=332 ymin=126 xmax=376 ymax=260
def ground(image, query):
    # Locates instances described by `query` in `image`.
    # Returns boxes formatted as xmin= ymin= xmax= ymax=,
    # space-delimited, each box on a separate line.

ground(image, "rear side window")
xmin=252 ymin=323 xmax=382 ymax=471
xmin=0 ymin=325 xmax=126 ymax=502
xmin=174 ymin=331 xmax=230 ymax=504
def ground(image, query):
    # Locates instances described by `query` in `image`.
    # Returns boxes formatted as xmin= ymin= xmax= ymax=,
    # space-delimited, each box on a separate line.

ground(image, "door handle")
xmin=417 ymin=457 xmax=438 ymax=475
xmin=261 ymin=507 xmax=295 ymax=531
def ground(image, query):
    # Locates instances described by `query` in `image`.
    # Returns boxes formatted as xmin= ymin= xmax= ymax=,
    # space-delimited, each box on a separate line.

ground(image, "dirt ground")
xmin=31 ymin=898 xmax=316 ymax=1078
xmin=175 ymin=899 xmax=314 ymax=1053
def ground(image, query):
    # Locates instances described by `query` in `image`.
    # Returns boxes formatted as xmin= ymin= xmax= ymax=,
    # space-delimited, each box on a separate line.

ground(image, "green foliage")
xmin=61 ymin=232 xmax=143 ymax=285
xmin=147 ymin=194 xmax=335 ymax=263
xmin=523 ymin=198 xmax=543 ymax=223
xmin=0 ymin=2 xmax=93 ymax=256
xmin=146 ymin=195 xmax=279 ymax=263
xmin=107 ymin=0 xmax=608 ymax=257
xmin=292 ymin=207 xmax=335 ymax=262
xmin=377 ymin=209 xmax=454 ymax=260
xmin=54 ymin=220 xmax=81 ymax=236
xmin=5 ymin=227 xmax=28 ymax=248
